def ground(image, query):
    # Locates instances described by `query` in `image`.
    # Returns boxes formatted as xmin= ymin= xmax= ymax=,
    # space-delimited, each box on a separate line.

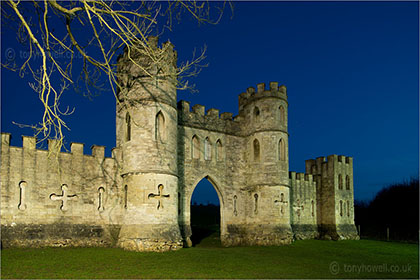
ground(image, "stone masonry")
xmin=0 ymin=37 xmax=359 ymax=251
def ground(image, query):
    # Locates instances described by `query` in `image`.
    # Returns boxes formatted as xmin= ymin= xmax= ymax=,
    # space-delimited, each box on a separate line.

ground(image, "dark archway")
xmin=190 ymin=177 xmax=221 ymax=247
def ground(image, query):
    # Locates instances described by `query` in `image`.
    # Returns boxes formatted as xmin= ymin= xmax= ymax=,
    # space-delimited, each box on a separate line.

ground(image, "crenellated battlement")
xmin=238 ymin=82 xmax=287 ymax=112
xmin=1 ymin=133 xmax=117 ymax=160
xmin=305 ymin=154 xmax=353 ymax=175
xmin=116 ymin=36 xmax=177 ymax=103
xmin=177 ymin=100 xmax=241 ymax=134
xmin=116 ymin=36 xmax=176 ymax=68
xmin=289 ymin=171 xmax=315 ymax=183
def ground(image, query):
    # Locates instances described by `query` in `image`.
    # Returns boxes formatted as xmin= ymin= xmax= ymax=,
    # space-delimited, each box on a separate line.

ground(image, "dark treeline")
xmin=354 ymin=177 xmax=419 ymax=242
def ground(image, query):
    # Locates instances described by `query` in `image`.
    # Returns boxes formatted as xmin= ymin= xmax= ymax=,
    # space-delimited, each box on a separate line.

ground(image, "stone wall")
xmin=289 ymin=172 xmax=318 ymax=239
xmin=0 ymin=133 xmax=123 ymax=248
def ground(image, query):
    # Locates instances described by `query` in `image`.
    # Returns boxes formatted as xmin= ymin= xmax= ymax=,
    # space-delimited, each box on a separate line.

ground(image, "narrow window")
xmin=204 ymin=137 xmax=211 ymax=160
xmin=124 ymin=185 xmax=128 ymax=209
xmin=338 ymin=174 xmax=343 ymax=190
xmin=278 ymin=138 xmax=285 ymax=161
xmin=279 ymin=106 xmax=285 ymax=124
xmin=254 ymin=106 xmax=260 ymax=122
xmin=280 ymin=193 xmax=285 ymax=214
xmin=311 ymin=200 xmax=315 ymax=217
xmin=98 ymin=187 xmax=105 ymax=211
xmin=216 ymin=139 xmax=223 ymax=161
xmin=339 ymin=200 xmax=343 ymax=216
xmin=18 ymin=181 xmax=27 ymax=210
xmin=347 ymin=200 xmax=350 ymax=217
xmin=233 ymin=195 xmax=238 ymax=216
xmin=253 ymin=139 xmax=260 ymax=162
xmin=192 ymin=135 xmax=200 ymax=159
xmin=346 ymin=175 xmax=350 ymax=190
xmin=178 ymin=192 xmax=181 ymax=215
xmin=155 ymin=111 xmax=166 ymax=142
xmin=125 ymin=113 xmax=131 ymax=141
xmin=343 ymin=202 xmax=346 ymax=217
xmin=254 ymin=193 xmax=258 ymax=214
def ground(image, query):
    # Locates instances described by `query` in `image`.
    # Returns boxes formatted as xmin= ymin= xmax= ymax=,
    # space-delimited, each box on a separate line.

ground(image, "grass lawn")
xmin=1 ymin=235 xmax=418 ymax=279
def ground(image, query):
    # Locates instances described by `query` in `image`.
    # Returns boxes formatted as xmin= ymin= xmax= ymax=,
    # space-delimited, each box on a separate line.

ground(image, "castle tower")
xmin=115 ymin=37 xmax=183 ymax=251
xmin=236 ymin=82 xmax=293 ymax=245
xmin=305 ymin=155 xmax=359 ymax=240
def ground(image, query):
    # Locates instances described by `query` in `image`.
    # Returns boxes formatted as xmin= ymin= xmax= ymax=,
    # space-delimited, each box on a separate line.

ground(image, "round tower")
xmin=237 ymin=82 xmax=292 ymax=245
xmin=115 ymin=37 xmax=182 ymax=251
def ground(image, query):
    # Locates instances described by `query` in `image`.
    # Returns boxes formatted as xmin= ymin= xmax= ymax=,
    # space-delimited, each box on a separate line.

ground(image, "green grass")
xmin=1 ymin=236 xmax=418 ymax=279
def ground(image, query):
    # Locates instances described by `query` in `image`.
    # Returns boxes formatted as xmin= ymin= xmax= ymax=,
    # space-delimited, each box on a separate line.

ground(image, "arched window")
xmin=155 ymin=111 xmax=166 ymax=142
xmin=125 ymin=113 xmax=131 ymax=142
xmin=216 ymin=139 xmax=223 ymax=161
xmin=339 ymin=200 xmax=343 ymax=216
xmin=204 ymin=137 xmax=211 ymax=160
xmin=346 ymin=175 xmax=350 ymax=190
xmin=311 ymin=200 xmax=315 ymax=217
xmin=192 ymin=135 xmax=200 ymax=159
xmin=278 ymin=138 xmax=285 ymax=161
xmin=279 ymin=106 xmax=285 ymax=124
xmin=338 ymin=174 xmax=343 ymax=190
xmin=254 ymin=106 xmax=260 ymax=122
xmin=253 ymin=139 xmax=260 ymax=161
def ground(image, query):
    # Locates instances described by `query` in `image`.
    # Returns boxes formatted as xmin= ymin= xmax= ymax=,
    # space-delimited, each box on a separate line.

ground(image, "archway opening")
xmin=190 ymin=177 xmax=221 ymax=247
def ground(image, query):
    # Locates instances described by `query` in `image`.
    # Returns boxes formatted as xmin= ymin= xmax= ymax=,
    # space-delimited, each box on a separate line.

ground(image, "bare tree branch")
xmin=2 ymin=0 xmax=231 ymax=155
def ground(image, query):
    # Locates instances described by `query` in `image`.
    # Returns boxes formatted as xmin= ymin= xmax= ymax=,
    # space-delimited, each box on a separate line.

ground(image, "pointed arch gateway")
xmin=181 ymin=174 xmax=225 ymax=247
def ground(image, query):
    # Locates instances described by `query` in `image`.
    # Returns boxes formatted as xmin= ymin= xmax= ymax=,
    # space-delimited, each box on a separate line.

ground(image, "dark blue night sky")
xmin=1 ymin=2 xmax=418 ymax=205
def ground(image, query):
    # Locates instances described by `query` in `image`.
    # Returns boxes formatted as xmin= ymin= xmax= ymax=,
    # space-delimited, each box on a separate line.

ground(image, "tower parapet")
xmin=116 ymin=36 xmax=177 ymax=107
xmin=238 ymin=82 xmax=287 ymax=113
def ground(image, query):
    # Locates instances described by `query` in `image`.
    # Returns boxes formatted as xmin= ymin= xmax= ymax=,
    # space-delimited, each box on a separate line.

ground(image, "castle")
xmin=0 ymin=37 xmax=358 ymax=251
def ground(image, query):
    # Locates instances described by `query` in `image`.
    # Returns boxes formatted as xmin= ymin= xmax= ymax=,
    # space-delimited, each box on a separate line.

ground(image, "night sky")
xmin=1 ymin=2 xmax=418 ymax=205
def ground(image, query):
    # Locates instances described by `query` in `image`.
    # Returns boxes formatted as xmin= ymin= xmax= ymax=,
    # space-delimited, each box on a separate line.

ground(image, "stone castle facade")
xmin=1 ymin=37 xmax=358 ymax=251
